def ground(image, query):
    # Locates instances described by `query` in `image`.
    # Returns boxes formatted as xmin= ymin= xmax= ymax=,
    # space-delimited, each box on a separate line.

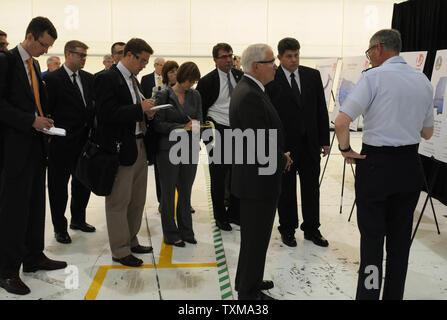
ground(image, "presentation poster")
xmin=400 ymin=51 xmax=428 ymax=72
xmin=419 ymin=49 xmax=447 ymax=163
xmin=333 ymin=56 xmax=370 ymax=130
xmin=315 ymin=58 xmax=339 ymax=110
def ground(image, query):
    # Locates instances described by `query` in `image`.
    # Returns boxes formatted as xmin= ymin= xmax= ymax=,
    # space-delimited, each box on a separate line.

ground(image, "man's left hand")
xmin=320 ymin=145 xmax=331 ymax=157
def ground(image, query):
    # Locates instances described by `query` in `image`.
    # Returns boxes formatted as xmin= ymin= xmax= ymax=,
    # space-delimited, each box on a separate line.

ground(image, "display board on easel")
xmin=400 ymin=51 xmax=428 ymax=72
xmin=315 ymin=58 xmax=339 ymax=109
xmin=418 ymin=49 xmax=447 ymax=163
xmin=333 ymin=56 xmax=370 ymax=131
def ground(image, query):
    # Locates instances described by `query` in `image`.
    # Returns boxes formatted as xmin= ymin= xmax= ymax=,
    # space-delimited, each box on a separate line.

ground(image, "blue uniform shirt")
xmin=340 ymin=55 xmax=434 ymax=147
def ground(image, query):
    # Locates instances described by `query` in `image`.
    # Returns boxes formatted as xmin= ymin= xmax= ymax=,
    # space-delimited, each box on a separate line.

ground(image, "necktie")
xmin=72 ymin=73 xmax=85 ymax=106
xmin=227 ymin=72 xmax=233 ymax=97
xmin=290 ymin=72 xmax=301 ymax=98
xmin=27 ymin=58 xmax=44 ymax=117
xmin=131 ymin=75 xmax=147 ymax=135
xmin=157 ymin=75 xmax=162 ymax=87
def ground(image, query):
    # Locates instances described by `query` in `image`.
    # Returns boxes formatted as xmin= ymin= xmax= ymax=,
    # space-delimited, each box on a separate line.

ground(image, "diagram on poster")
xmin=315 ymin=59 xmax=339 ymax=110
xmin=400 ymin=51 xmax=427 ymax=72
xmin=419 ymin=49 xmax=447 ymax=163
xmin=333 ymin=56 xmax=370 ymax=130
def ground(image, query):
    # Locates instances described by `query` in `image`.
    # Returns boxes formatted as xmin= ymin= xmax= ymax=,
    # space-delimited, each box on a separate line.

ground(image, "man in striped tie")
xmin=0 ymin=16 xmax=67 ymax=296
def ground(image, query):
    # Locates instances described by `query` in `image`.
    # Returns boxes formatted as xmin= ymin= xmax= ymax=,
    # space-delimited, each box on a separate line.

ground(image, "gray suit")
xmin=153 ymin=87 xmax=202 ymax=243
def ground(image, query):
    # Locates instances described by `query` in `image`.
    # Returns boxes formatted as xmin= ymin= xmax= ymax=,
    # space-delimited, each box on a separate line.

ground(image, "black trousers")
xmin=48 ymin=139 xmax=91 ymax=233
xmin=355 ymin=144 xmax=423 ymax=300
xmin=235 ymin=197 xmax=277 ymax=299
xmin=277 ymin=139 xmax=321 ymax=235
xmin=206 ymin=119 xmax=240 ymax=223
xmin=0 ymin=136 xmax=46 ymax=278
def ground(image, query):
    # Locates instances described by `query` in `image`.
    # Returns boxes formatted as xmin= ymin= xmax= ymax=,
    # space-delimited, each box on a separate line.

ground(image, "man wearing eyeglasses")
xmin=44 ymin=40 xmax=96 ymax=245
xmin=0 ymin=16 xmax=67 ymax=296
xmin=0 ymin=30 xmax=8 ymax=52
xmin=230 ymin=43 xmax=292 ymax=300
xmin=111 ymin=41 xmax=126 ymax=65
xmin=95 ymin=38 xmax=157 ymax=267
xmin=335 ymin=29 xmax=434 ymax=300
xmin=266 ymin=37 xmax=330 ymax=249
xmin=196 ymin=43 xmax=244 ymax=231
xmin=141 ymin=57 xmax=165 ymax=98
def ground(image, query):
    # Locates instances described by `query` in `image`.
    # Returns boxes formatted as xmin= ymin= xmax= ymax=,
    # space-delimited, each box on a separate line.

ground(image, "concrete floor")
xmin=1 ymin=132 xmax=446 ymax=300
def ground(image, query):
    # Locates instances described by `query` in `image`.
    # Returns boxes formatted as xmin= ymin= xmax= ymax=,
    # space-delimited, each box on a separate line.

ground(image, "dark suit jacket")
xmin=141 ymin=72 xmax=156 ymax=99
xmin=229 ymin=76 xmax=287 ymax=201
xmin=152 ymin=87 xmax=203 ymax=151
xmin=0 ymin=46 xmax=49 ymax=177
xmin=94 ymin=64 xmax=154 ymax=166
xmin=196 ymin=68 xmax=244 ymax=121
xmin=266 ymin=65 xmax=330 ymax=161
xmin=44 ymin=66 xmax=95 ymax=149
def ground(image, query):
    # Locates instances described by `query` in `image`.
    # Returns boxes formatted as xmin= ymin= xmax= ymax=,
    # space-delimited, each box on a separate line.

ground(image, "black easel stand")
xmin=411 ymin=156 xmax=441 ymax=245
xmin=319 ymin=122 xmax=336 ymax=187
xmin=319 ymin=90 xmax=337 ymax=187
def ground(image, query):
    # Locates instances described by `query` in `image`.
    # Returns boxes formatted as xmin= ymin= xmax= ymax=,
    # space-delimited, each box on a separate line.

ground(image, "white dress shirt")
xmin=117 ymin=61 xmax=145 ymax=135
xmin=17 ymin=43 xmax=32 ymax=86
xmin=207 ymin=68 xmax=237 ymax=127
xmin=281 ymin=65 xmax=301 ymax=91
xmin=63 ymin=64 xmax=86 ymax=106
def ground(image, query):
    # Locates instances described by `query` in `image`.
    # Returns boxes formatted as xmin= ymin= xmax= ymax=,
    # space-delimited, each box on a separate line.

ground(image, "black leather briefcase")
xmin=75 ymin=140 xmax=119 ymax=196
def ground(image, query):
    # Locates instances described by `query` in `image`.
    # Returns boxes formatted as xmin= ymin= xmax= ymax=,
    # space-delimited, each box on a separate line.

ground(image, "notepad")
xmin=39 ymin=127 xmax=67 ymax=136
xmin=151 ymin=104 xmax=174 ymax=111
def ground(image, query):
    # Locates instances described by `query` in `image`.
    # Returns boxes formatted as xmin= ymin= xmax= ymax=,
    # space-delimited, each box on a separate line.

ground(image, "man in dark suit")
xmin=95 ymin=38 xmax=157 ymax=267
xmin=230 ymin=43 xmax=292 ymax=300
xmin=196 ymin=43 xmax=243 ymax=231
xmin=266 ymin=37 xmax=330 ymax=248
xmin=0 ymin=16 xmax=67 ymax=296
xmin=44 ymin=40 xmax=96 ymax=244
xmin=141 ymin=57 xmax=165 ymax=98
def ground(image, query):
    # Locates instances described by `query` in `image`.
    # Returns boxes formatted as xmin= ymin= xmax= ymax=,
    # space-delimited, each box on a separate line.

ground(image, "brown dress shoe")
xmin=0 ymin=277 xmax=31 ymax=295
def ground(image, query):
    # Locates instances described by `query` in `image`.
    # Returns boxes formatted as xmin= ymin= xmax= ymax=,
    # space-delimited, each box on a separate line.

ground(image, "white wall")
xmin=0 ymin=0 xmax=404 ymax=78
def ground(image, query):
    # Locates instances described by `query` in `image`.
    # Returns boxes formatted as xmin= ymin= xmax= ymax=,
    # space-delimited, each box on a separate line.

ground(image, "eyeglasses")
xmin=0 ymin=42 xmax=9 ymax=48
xmin=255 ymin=58 xmax=276 ymax=67
xmin=217 ymin=54 xmax=233 ymax=60
xmin=37 ymin=39 xmax=52 ymax=49
xmin=70 ymin=51 xmax=88 ymax=58
xmin=114 ymin=50 xmax=124 ymax=55
xmin=365 ymin=42 xmax=384 ymax=61
xmin=132 ymin=53 xmax=149 ymax=65
xmin=155 ymin=63 xmax=164 ymax=67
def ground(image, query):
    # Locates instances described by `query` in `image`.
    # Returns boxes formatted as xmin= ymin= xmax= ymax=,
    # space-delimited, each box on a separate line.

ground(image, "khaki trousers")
xmin=105 ymin=139 xmax=148 ymax=259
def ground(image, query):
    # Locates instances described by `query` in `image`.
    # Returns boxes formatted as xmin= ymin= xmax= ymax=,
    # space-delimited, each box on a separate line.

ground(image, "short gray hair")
xmin=241 ymin=43 xmax=273 ymax=73
xmin=103 ymin=54 xmax=112 ymax=61
xmin=154 ymin=57 xmax=165 ymax=65
xmin=370 ymin=29 xmax=402 ymax=53
xmin=46 ymin=56 xmax=60 ymax=65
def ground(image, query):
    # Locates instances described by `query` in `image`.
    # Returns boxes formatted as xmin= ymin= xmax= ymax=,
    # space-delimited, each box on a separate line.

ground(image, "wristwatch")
xmin=338 ymin=144 xmax=351 ymax=153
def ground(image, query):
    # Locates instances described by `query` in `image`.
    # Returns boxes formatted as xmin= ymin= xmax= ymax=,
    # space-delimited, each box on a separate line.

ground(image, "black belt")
xmin=362 ymin=143 xmax=419 ymax=154
xmin=135 ymin=133 xmax=144 ymax=139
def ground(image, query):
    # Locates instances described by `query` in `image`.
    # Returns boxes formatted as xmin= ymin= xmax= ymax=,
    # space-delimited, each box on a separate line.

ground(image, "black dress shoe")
xmin=190 ymin=206 xmax=195 ymax=214
xmin=258 ymin=291 xmax=276 ymax=300
xmin=183 ymin=238 xmax=197 ymax=244
xmin=281 ymin=234 xmax=297 ymax=247
xmin=23 ymin=257 xmax=67 ymax=273
xmin=164 ymin=240 xmax=186 ymax=247
xmin=55 ymin=232 xmax=71 ymax=244
xmin=0 ymin=277 xmax=30 ymax=295
xmin=304 ymin=231 xmax=329 ymax=247
xmin=112 ymin=255 xmax=143 ymax=267
xmin=216 ymin=220 xmax=232 ymax=231
xmin=228 ymin=217 xmax=240 ymax=226
xmin=131 ymin=245 xmax=153 ymax=254
xmin=258 ymin=280 xmax=274 ymax=290
xmin=70 ymin=222 xmax=96 ymax=233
